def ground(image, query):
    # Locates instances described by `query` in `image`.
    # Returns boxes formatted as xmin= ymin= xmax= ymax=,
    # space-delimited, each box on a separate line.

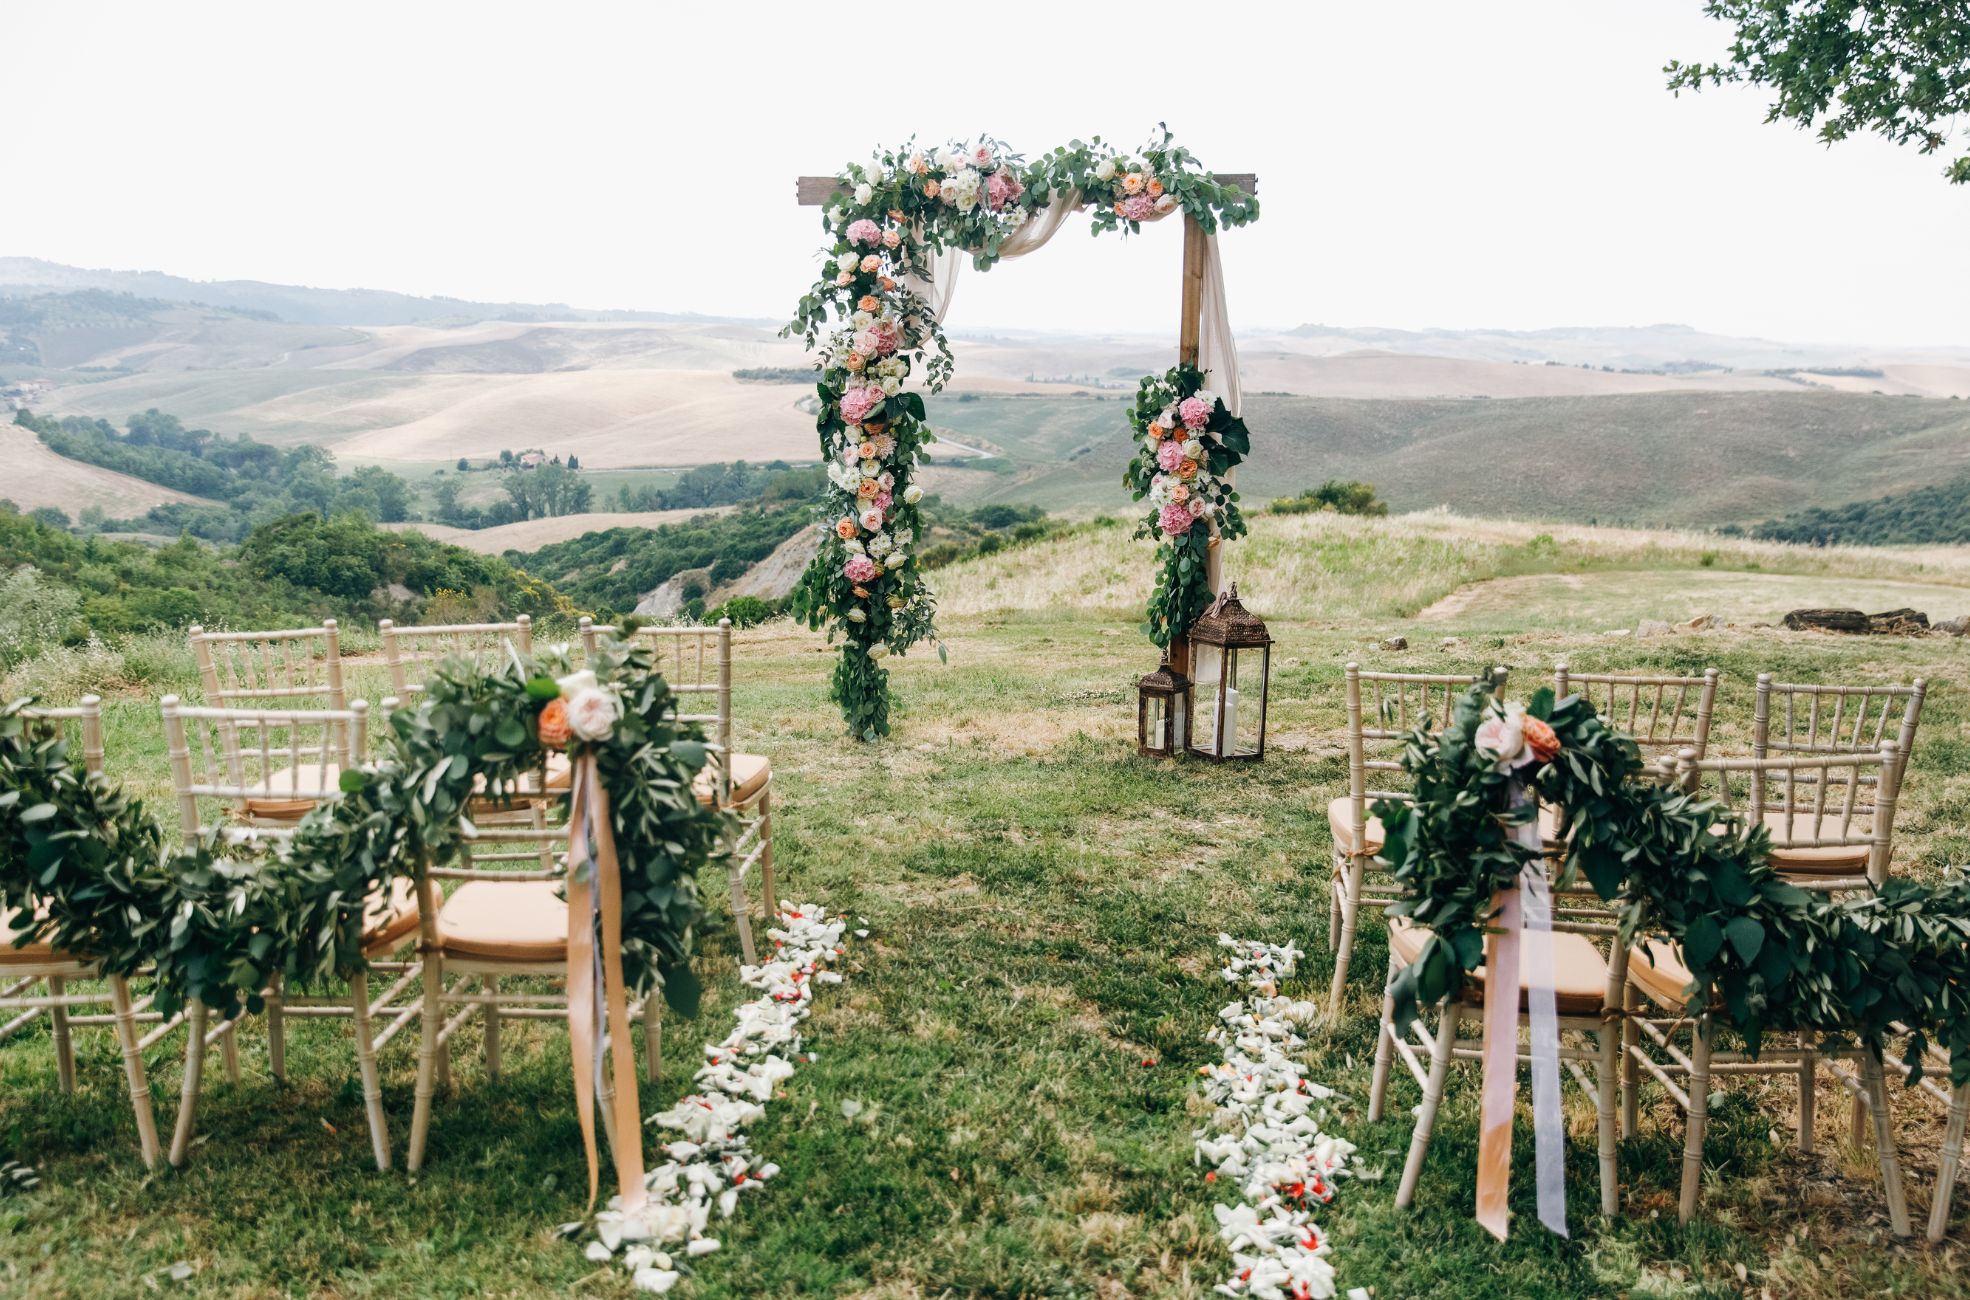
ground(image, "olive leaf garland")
xmin=786 ymin=127 xmax=1258 ymax=739
xmin=1123 ymin=363 xmax=1251 ymax=647
xmin=1374 ymin=681 xmax=1970 ymax=1085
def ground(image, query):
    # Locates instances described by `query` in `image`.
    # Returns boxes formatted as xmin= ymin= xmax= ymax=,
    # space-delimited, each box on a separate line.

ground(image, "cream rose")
xmin=563 ymin=685 xmax=621 ymax=742
xmin=853 ymin=182 xmax=873 ymax=205
xmin=902 ymin=483 xmax=924 ymax=505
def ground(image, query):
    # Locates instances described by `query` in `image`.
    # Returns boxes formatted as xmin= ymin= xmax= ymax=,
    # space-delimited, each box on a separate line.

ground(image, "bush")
xmin=1270 ymin=480 xmax=1389 ymax=517
xmin=705 ymin=595 xmax=780 ymax=628
xmin=0 ymin=568 xmax=83 ymax=669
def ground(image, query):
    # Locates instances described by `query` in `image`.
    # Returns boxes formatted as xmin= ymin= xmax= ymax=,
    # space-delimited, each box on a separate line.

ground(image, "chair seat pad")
xmin=1761 ymin=810 xmax=1871 ymax=875
xmin=244 ymin=762 xmax=340 ymax=819
xmin=437 ymin=880 xmax=567 ymax=962
xmin=1627 ymin=938 xmax=1720 ymax=1013
xmin=1327 ymin=797 xmax=1386 ymax=855
xmin=1388 ymin=915 xmax=1609 ymax=1016
xmin=362 ymin=877 xmax=421 ymax=953
xmin=468 ymin=751 xmax=573 ymax=810
xmin=695 ymin=753 xmax=771 ymax=809
xmin=0 ymin=904 xmax=73 ymax=964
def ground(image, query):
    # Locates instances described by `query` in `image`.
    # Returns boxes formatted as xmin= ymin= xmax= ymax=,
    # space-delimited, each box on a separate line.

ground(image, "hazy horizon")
xmin=6 ymin=1 xmax=1967 ymax=348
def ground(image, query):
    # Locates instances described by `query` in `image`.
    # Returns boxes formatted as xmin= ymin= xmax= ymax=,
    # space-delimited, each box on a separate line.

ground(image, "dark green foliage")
xmin=613 ymin=461 xmax=817 ymax=513
xmin=512 ymin=504 xmax=810 ymax=616
xmin=1270 ymin=480 xmax=1389 ymax=517
xmin=703 ymin=595 xmax=781 ymax=628
xmin=732 ymin=367 xmax=820 ymax=383
xmin=500 ymin=462 xmax=591 ymax=521
xmin=1668 ymin=1 xmax=1970 ymax=184
xmin=1749 ymin=472 xmax=1970 ymax=545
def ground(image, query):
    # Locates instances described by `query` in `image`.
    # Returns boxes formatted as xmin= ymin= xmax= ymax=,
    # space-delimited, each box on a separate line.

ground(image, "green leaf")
xmin=1683 ymin=914 xmax=1723 ymax=969
xmin=1724 ymin=915 xmax=1765 ymax=963
xmin=18 ymin=803 xmax=56 ymax=823
xmin=525 ymin=677 xmax=562 ymax=701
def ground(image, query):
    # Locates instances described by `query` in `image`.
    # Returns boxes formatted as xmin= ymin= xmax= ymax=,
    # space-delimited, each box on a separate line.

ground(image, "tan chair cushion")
xmin=436 ymin=879 xmax=567 ymax=962
xmin=361 ymin=877 xmax=421 ymax=953
xmin=1627 ymin=938 xmax=1706 ymax=1012
xmin=1327 ymin=797 xmax=1385 ymax=855
xmin=0 ymin=904 xmax=69 ymax=963
xmin=1760 ymin=810 xmax=1872 ymax=876
xmin=695 ymin=753 xmax=771 ymax=809
xmin=1388 ymin=915 xmax=1610 ymax=1016
xmin=243 ymin=762 xmax=341 ymax=819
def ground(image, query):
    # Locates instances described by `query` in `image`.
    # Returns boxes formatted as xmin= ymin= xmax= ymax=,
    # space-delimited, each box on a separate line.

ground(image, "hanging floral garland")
xmin=1124 ymin=363 xmax=1250 ymax=647
xmin=786 ymin=128 xmax=1258 ymax=740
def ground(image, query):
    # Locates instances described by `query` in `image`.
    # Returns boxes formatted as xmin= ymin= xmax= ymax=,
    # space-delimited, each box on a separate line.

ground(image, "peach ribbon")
xmin=566 ymin=750 xmax=647 ymax=1212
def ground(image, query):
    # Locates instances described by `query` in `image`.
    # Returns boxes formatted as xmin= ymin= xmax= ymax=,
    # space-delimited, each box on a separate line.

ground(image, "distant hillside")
xmin=921 ymin=389 xmax=1970 ymax=529
xmin=1749 ymin=474 xmax=1970 ymax=546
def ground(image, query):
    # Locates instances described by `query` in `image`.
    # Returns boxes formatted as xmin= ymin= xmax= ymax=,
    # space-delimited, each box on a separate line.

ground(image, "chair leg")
xmin=1327 ymin=855 xmax=1343 ymax=952
xmin=1929 ymin=1082 xmax=1970 ymax=1243
xmin=1396 ymin=1000 xmax=1461 ymax=1209
xmin=266 ymin=972 xmax=285 ymax=1082
xmin=730 ymin=861 xmax=758 ymax=967
xmin=350 ymin=970 xmax=391 ymax=1172
xmin=1327 ymin=855 xmax=1365 ymax=1018
xmin=1679 ymin=1016 xmax=1711 ymax=1225
xmin=47 ymin=975 xmax=75 ymax=1094
xmin=220 ymin=1011 xmax=241 ymax=1085
xmin=642 ymin=994 xmax=662 ymax=1085
xmin=758 ymin=789 xmax=778 ymax=920
xmin=1850 ymin=1092 xmax=1869 ymax=1148
xmin=1861 ymin=1050 xmax=1912 ymax=1238
xmin=1619 ymin=982 xmax=1639 ymax=1139
xmin=169 ymin=1000 xmax=209 ymax=1167
xmin=1797 ymin=1036 xmax=1817 ymax=1155
xmin=407 ymin=953 xmax=443 ymax=1173
xmin=109 ymin=977 xmax=160 ymax=1170
xmin=483 ymin=976 xmax=500 ymax=1080
xmin=1597 ymin=1015 xmax=1620 ymax=1218
xmin=1368 ymin=954 xmax=1398 ymax=1123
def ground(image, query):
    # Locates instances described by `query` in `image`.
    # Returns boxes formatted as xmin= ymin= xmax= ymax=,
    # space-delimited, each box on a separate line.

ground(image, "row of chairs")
xmin=2 ymin=616 xmax=779 ymax=1177
xmin=1334 ymin=662 xmax=1944 ymax=1235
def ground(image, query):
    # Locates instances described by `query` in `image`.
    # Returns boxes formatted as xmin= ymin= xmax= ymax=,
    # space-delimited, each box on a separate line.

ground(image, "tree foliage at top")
xmin=1668 ymin=1 xmax=1970 ymax=183
xmin=1746 ymin=470 xmax=1970 ymax=544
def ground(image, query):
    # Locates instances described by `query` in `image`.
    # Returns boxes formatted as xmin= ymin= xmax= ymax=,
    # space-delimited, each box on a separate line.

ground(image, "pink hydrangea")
xmin=1178 ymin=395 xmax=1212 ymax=429
xmin=1156 ymin=440 xmax=1185 ymax=472
xmin=846 ymin=219 xmax=882 ymax=247
xmin=872 ymin=491 xmax=893 ymax=511
xmin=872 ymin=322 xmax=900 ymax=355
xmin=986 ymin=171 xmax=1014 ymax=210
xmin=843 ymin=554 xmax=879 ymax=584
xmin=1122 ymin=193 xmax=1154 ymax=222
xmin=839 ymin=386 xmax=882 ymax=425
xmin=1158 ymin=502 xmax=1196 ymax=536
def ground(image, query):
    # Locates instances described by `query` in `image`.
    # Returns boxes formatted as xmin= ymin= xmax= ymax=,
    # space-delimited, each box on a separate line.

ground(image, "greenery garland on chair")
xmin=1375 ymin=680 xmax=1970 ymax=1085
xmin=787 ymin=127 xmax=1258 ymax=739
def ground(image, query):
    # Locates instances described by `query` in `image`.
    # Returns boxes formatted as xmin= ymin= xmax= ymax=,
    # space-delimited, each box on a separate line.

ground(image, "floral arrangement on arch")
xmin=787 ymin=128 xmax=1258 ymax=739
xmin=1123 ymin=362 xmax=1251 ymax=647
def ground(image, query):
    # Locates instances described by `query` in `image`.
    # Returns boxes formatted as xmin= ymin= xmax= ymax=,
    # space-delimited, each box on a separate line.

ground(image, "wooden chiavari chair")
xmin=1554 ymin=664 xmax=1719 ymax=759
xmin=190 ymin=621 xmax=347 ymax=713
xmin=379 ymin=615 xmax=565 ymax=806
xmin=0 ymin=697 xmax=162 ymax=1167
xmin=1328 ymin=665 xmax=1508 ymax=1017
xmin=159 ymin=695 xmax=418 ymax=1169
xmin=582 ymin=617 xmax=775 ymax=965
xmin=1621 ymin=745 xmax=1911 ymax=1234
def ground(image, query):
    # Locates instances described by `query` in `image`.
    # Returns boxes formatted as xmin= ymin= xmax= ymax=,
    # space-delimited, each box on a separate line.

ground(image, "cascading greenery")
xmin=0 ymin=639 xmax=728 ymax=1023
xmin=1376 ymin=680 xmax=1970 ymax=1084
xmin=786 ymin=126 xmax=1257 ymax=739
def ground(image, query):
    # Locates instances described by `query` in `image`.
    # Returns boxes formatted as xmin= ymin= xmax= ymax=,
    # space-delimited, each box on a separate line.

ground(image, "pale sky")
xmin=4 ymin=1 xmax=1966 ymax=347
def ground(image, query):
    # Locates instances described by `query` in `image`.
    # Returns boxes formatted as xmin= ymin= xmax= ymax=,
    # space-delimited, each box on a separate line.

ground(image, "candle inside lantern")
xmin=1218 ymin=685 xmax=1239 ymax=757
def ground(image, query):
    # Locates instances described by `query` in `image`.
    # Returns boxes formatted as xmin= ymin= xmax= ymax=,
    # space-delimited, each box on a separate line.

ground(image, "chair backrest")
xmin=19 ymin=696 xmax=105 ymax=777
xmin=1555 ymin=664 xmax=1720 ymax=758
xmin=379 ymin=616 xmax=533 ymax=705
xmin=190 ymin=622 xmax=346 ymax=711
xmin=1754 ymin=675 xmax=1925 ymax=804
xmin=1675 ymin=743 xmax=1902 ymax=888
xmin=160 ymin=695 xmax=367 ymax=841
xmin=1341 ymin=664 xmax=1509 ymax=852
xmin=428 ymin=799 xmax=569 ymax=885
xmin=581 ymin=617 xmax=734 ymax=802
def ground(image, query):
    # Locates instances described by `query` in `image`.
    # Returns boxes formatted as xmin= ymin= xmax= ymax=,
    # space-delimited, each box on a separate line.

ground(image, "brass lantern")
xmin=1136 ymin=655 xmax=1192 ymax=758
xmin=1187 ymin=584 xmax=1272 ymax=762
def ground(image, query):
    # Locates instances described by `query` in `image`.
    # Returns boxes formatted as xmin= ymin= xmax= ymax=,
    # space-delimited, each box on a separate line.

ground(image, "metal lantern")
xmin=1137 ymin=656 xmax=1193 ymax=758
xmin=1187 ymin=584 xmax=1272 ymax=762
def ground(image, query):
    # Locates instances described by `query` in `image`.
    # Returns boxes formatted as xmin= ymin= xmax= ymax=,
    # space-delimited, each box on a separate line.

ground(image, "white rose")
xmin=853 ymin=182 xmax=873 ymax=205
xmin=836 ymin=252 xmax=858 ymax=273
xmin=888 ymin=552 xmax=908 ymax=568
xmin=1153 ymin=193 xmax=1177 ymax=214
xmin=564 ymin=687 xmax=622 ymax=742
xmin=1157 ymin=411 xmax=1176 ymax=429
xmin=826 ymin=205 xmax=844 ymax=225
xmin=869 ymin=644 xmax=890 ymax=660
xmin=1094 ymin=158 xmax=1117 ymax=182
xmin=902 ymin=484 xmax=923 ymax=505
xmin=880 ymin=376 xmax=900 ymax=396
xmin=1181 ymin=438 xmax=1204 ymax=460
xmin=894 ymin=527 xmax=914 ymax=544
xmin=846 ymin=608 xmax=867 ymax=623
xmin=851 ymin=310 xmax=873 ymax=328
xmin=556 ymin=669 xmax=599 ymax=697
xmin=861 ymin=461 xmax=880 ymax=479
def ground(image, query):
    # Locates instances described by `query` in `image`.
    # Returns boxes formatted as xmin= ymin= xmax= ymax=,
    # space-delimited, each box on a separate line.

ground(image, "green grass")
xmin=2 ymin=518 xmax=1968 ymax=1297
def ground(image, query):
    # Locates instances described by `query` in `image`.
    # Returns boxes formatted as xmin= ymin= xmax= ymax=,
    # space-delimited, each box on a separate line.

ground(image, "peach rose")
xmin=924 ymin=179 xmax=941 ymax=198
xmin=1523 ymin=714 xmax=1561 ymax=763
xmin=1113 ymin=201 xmax=1126 ymax=216
xmin=844 ymin=351 xmax=866 ymax=372
xmin=859 ymin=253 xmax=881 ymax=274
xmin=858 ymin=294 xmax=881 ymax=312
xmin=835 ymin=270 xmax=853 ymax=287
xmin=1177 ymin=458 xmax=1198 ymax=481
xmin=882 ymin=229 xmax=901 ymax=249
xmin=835 ymin=517 xmax=859 ymax=539
xmin=1145 ymin=424 xmax=1165 ymax=442
xmin=1122 ymin=172 xmax=1144 ymax=194
xmin=879 ymin=276 xmax=896 ymax=292
xmin=851 ymin=585 xmax=871 ymax=599
xmin=1171 ymin=482 xmax=1190 ymax=503
xmin=888 ymin=207 xmax=906 ymax=221
xmin=537 ymin=698 xmax=571 ymax=748
xmin=857 ymin=440 xmax=877 ymax=459
xmin=856 ymin=478 xmax=880 ymax=499
xmin=1147 ymin=178 xmax=1164 ymax=197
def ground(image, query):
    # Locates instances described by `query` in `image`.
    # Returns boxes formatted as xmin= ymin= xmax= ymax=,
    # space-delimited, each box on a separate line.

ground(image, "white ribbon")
xmin=1511 ymin=782 xmax=1568 ymax=1237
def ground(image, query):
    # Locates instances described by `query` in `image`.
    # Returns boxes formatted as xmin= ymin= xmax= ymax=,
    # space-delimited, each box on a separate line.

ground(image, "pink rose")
xmin=859 ymin=506 xmax=884 ymax=532
xmin=986 ymin=172 xmax=1011 ymax=210
xmin=1188 ymin=496 xmax=1208 ymax=518
xmin=873 ymin=323 xmax=900 ymax=356
xmin=846 ymin=219 xmax=882 ymax=246
xmin=843 ymin=554 xmax=879 ymax=584
xmin=1156 ymin=440 xmax=1184 ymax=472
xmin=853 ymin=328 xmax=882 ymax=356
xmin=1004 ymin=173 xmax=1024 ymax=203
xmin=973 ymin=145 xmax=992 ymax=166
xmin=1122 ymin=193 xmax=1154 ymax=222
xmin=1178 ymin=395 xmax=1212 ymax=430
xmin=839 ymin=387 xmax=882 ymax=425
xmin=882 ymin=228 xmax=902 ymax=249
xmin=872 ymin=491 xmax=893 ymax=511
xmin=1158 ymin=502 xmax=1196 ymax=537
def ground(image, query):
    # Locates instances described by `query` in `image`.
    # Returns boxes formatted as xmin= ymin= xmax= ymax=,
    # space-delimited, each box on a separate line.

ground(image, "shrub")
xmin=1270 ymin=480 xmax=1389 ymax=517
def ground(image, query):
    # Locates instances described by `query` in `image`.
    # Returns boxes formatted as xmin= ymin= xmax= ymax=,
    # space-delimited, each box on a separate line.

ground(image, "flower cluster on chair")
xmin=1374 ymin=680 xmax=1970 ymax=1085
xmin=786 ymin=128 xmax=1257 ymax=739
xmin=1124 ymin=363 xmax=1252 ymax=647
xmin=1197 ymin=934 xmax=1354 ymax=1300
xmin=583 ymin=904 xmax=853 ymax=1293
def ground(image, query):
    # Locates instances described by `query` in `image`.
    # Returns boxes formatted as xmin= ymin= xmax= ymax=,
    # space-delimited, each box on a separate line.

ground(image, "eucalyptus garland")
xmin=786 ymin=127 xmax=1258 ymax=739
xmin=1375 ymin=680 xmax=1970 ymax=1085
xmin=1123 ymin=363 xmax=1250 ymax=647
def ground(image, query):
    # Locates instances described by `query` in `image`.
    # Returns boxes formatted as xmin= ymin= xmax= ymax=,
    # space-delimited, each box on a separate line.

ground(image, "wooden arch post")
xmin=794 ymin=168 xmax=1257 ymax=679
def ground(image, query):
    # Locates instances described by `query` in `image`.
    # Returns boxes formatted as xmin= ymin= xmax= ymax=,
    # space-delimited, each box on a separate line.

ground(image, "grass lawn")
xmin=2 ymin=517 xmax=1967 ymax=1298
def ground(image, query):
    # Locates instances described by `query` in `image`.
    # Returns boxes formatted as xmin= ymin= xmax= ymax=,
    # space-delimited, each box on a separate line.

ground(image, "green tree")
xmin=456 ymin=456 xmax=471 ymax=471
xmin=29 ymin=506 xmax=70 ymax=530
xmin=1669 ymin=2 xmax=1970 ymax=184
